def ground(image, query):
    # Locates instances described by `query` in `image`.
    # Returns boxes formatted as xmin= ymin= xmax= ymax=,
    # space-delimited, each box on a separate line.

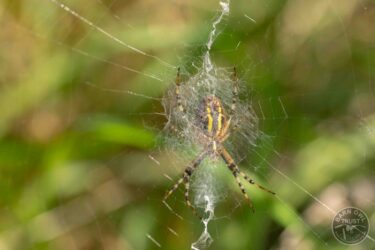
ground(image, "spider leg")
xmin=184 ymin=176 xmax=202 ymax=220
xmin=175 ymin=67 xmax=185 ymax=113
xmin=219 ymin=146 xmax=255 ymax=212
xmin=219 ymin=146 xmax=275 ymax=212
xmin=230 ymin=67 xmax=239 ymax=116
xmin=240 ymin=172 xmax=276 ymax=195
xmin=163 ymin=176 xmax=184 ymax=201
xmin=228 ymin=67 xmax=241 ymax=132
xmin=163 ymin=150 xmax=207 ymax=219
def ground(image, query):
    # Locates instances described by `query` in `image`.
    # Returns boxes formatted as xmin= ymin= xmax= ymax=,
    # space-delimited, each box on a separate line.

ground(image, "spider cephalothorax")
xmin=163 ymin=67 xmax=275 ymax=220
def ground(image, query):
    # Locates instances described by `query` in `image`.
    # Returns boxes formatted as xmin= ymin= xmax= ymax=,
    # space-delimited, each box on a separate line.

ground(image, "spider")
xmin=163 ymin=67 xmax=275 ymax=219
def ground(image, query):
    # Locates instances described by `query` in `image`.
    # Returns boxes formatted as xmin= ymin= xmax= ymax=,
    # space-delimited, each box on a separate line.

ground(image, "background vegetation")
xmin=0 ymin=0 xmax=374 ymax=249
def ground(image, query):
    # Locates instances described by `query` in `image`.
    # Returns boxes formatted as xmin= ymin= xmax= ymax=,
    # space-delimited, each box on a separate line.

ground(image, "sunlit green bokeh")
xmin=0 ymin=0 xmax=374 ymax=249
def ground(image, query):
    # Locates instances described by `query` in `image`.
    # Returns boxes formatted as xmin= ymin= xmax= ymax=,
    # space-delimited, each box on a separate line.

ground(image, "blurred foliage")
xmin=0 ymin=0 xmax=374 ymax=249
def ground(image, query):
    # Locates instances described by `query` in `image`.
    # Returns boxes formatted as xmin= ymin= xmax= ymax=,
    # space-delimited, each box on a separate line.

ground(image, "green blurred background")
xmin=0 ymin=0 xmax=374 ymax=249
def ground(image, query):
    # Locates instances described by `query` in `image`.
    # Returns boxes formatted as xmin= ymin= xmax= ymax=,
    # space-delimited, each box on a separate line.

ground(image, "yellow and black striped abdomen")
xmin=198 ymin=96 xmax=227 ymax=138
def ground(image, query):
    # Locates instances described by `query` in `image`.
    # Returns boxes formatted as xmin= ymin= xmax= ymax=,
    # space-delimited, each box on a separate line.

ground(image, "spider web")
xmin=0 ymin=0 xmax=374 ymax=249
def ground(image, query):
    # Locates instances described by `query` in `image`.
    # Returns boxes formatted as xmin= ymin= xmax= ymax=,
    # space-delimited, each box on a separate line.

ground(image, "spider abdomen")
xmin=198 ymin=96 xmax=227 ymax=138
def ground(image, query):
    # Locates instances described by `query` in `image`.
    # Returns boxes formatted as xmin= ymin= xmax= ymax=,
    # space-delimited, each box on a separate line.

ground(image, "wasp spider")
xmin=163 ymin=67 xmax=275 ymax=219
